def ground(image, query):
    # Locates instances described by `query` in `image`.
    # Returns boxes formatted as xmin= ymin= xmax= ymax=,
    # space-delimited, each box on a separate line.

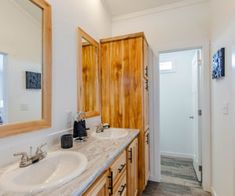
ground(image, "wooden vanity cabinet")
xmin=127 ymin=138 xmax=138 ymax=196
xmin=100 ymin=32 xmax=150 ymax=192
xmin=83 ymin=137 xmax=138 ymax=196
xmin=83 ymin=171 xmax=109 ymax=196
xmin=109 ymin=151 xmax=127 ymax=195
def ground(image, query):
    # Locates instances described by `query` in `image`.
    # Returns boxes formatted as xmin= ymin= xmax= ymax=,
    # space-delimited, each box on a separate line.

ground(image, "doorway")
xmin=0 ymin=53 xmax=7 ymax=124
xmin=159 ymin=49 xmax=204 ymax=192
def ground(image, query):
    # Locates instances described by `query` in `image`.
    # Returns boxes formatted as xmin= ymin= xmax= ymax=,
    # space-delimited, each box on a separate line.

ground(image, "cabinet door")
xmin=144 ymin=130 xmax=150 ymax=187
xmin=101 ymin=37 xmax=143 ymax=130
xmin=143 ymin=39 xmax=149 ymax=79
xmin=83 ymin=171 xmax=109 ymax=196
xmin=127 ymin=138 xmax=138 ymax=196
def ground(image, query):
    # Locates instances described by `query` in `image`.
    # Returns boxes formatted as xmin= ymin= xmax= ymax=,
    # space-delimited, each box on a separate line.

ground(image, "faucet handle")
xmin=13 ymin=152 xmax=29 ymax=161
xmin=36 ymin=143 xmax=47 ymax=154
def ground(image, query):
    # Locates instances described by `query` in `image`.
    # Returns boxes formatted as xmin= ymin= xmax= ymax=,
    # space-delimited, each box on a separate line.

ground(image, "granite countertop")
xmin=0 ymin=128 xmax=139 ymax=196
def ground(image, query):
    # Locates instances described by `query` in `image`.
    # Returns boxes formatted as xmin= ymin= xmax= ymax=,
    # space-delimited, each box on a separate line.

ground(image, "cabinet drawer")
xmin=110 ymin=151 xmax=126 ymax=186
xmin=83 ymin=171 xmax=109 ymax=196
xmin=113 ymin=171 xmax=127 ymax=196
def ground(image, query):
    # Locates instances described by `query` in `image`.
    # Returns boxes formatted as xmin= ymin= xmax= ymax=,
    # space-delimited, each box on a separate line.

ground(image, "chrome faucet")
xmin=96 ymin=124 xmax=104 ymax=133
xmin=14 ymin=143 xmax=47 ymax=168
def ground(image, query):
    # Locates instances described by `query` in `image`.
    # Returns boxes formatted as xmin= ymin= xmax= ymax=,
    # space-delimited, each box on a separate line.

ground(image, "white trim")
xmin=48 ymin=127 xmax=72 ymax=137
xmin=112 ymin=0 xmax=209 ymax=22
xmin=161 ymin=151 xmax=194 ymax=159
xmin=149 ymin=175 xmax=160 ymax=182
xmin=149 ymin=49 xmax=161 ymax=182
xmin=200 ymin=41 xmax=211 ymax=192
xmin=211 ymin=187 xmax=217 ymax=196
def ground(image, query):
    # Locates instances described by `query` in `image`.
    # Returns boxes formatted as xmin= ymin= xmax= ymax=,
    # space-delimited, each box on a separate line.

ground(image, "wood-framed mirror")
xmin=0 ymin=0 xmax=52 ymax=137
xmin=77 ymin=28 xmax=100 ymax=118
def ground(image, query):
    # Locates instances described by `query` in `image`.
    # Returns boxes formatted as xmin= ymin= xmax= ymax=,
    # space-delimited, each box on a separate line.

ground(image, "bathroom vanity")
xmin=0 ymin=0 xmax=149 ymax=195
xmin=0 ymin=128 xmax=139 ymax=196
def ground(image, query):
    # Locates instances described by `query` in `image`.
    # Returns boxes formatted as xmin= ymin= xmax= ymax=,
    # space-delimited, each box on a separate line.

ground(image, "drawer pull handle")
xmin=118 ymin=183 xmax=126 ymax=195
xmin=146 ymin=133 xmax=149 ymax=144
xmin=118 ymin=164 xmax=126 ymax=173
xmin=145 ymin=79 xmax=149 ymax=91
xmin=128 ymin=148 xmax=133 ymax=163
xmin=108 ymin=171 xmax=113 ymax=195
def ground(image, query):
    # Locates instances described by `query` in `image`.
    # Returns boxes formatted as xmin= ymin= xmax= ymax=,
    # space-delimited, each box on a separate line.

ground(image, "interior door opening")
xmin=159 ymin=48 xmax=203 ymax=192
xmin=0 ymin=53 xmax=7 ymax=125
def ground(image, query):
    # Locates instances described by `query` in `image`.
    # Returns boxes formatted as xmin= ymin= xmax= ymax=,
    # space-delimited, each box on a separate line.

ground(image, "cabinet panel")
xmin=127 ymin=138 xmax=138 ymax=196
xmin=110 ymin=150 xmax=126 ymax=186
xmin=143 ymin=78 xmax=149 ymax=131
xmin=83 ymin=171 xmax=109 ymax=196
xmin=144 ymin=130 xmax=150 ymax=187
xmin=101 ymin=38 xmax=143 ymax=130
xmin=143 ymin=39 xmax=149 ymax=79
xmin=113 ymin=171 xmax=127 ymax=196
xmin=101 ymin=33 xmax=149 ymax=193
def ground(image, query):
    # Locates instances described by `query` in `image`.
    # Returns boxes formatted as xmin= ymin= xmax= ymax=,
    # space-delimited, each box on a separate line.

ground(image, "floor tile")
xmin=143 ymin=156 xmax=211 ymax=196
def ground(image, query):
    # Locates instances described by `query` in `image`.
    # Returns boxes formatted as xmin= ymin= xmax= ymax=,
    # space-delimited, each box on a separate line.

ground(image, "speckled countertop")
xmin=0 ymin=128 xmax=139 ymax=196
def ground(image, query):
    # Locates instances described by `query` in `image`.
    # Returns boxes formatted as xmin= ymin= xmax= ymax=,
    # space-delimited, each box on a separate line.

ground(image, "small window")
xmin=0 ymin=54 xmax=3 ymax=72
xmin=0 ymin=100 xmax=3 ymax=109
xmin=160 ymin=61 xmax=175 ymax=73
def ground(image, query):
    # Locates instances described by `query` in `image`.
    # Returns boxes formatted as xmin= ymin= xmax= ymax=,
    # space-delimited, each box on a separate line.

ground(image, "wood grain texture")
xmin=77 ymin=27 xmax=100 ymax=118
xmin=127 ymin=138 xmax=138 ymax=196
xmin=101 ymin=33 xmax=149 ymax=193
xmin=113 ymin=171 xmax=127 ymax=196
xmin=83 ymin=171 xmax=109 ymax=196
xmin=110 ymin=150 xmax=126 ymax=187
xmin=82 ymin=44 xmax=98 ymax=112
xmin=0 ymin=0 xmax=52 ymax=138
xmin=101 ymin=37 xmax=143 ymax=129
xmin=100 ymin=32 xmax=147 ymax=44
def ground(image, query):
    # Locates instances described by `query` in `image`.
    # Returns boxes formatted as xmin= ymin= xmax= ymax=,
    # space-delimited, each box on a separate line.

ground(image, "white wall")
xmin=112 ymin=1 xmax=210 ymax=53
xmin=160 ymin=50 xmax=196 ymax=158
xmin=0 ymin=0 xmax=111 ymax=167
xmin=0 ymin=0 xmax=42 ymax=123
xmin=210 ymin=0 xmax=235 ymax=195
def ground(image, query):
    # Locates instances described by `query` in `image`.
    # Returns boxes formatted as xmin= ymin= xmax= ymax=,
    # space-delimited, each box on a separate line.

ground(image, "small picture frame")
xmin=26 ymin=71 xmax=42 ymax=89
xmin=212 ymin=48 xmax=225 ymax=79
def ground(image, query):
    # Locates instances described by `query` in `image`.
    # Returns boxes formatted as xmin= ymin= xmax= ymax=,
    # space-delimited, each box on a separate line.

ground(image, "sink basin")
xmin=0 ymin=151 xmax=88 ymax=193
xmin=91 ymin=128 xmax=128 ymax=140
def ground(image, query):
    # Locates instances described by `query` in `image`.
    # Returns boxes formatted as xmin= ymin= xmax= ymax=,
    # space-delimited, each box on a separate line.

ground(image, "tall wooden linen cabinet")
xmin=100 ymin=32 xmax=150 ymax=193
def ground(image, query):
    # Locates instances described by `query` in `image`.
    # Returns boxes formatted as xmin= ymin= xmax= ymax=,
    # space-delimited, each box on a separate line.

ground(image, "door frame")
xmin=149 ymin=42 xmax=211 ymax=192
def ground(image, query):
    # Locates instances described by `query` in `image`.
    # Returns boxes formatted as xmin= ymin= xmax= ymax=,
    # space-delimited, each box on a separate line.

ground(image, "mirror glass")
xmin=78 ymin=28 xmax=100 ymax=117
xmin=0 ymin=0 xmax=43 ymax=125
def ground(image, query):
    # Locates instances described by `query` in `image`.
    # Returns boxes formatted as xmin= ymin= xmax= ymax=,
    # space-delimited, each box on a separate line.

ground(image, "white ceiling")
xmin=104 ymin=0 xmax=187 ymax=16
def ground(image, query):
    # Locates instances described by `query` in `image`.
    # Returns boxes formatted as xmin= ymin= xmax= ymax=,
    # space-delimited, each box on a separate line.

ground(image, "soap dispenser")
xmin=73 ymin=112 xmax=88 ymax=140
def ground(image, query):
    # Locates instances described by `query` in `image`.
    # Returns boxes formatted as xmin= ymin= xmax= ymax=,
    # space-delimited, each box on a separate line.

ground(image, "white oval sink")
xmin=91 ymin=128 xmax=128 ymax=140
xmin=0 ymin=151 xmax=88 ymax=193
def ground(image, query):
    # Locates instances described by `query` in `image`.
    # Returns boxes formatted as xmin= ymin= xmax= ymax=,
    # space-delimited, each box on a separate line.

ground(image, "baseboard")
xmin=149 ymin=175 xmax=160 ymax=182
xmin=161 ymin=151 xmax=194 ymax=159
xmin=211 ymin=187 xmax=217 ymax=196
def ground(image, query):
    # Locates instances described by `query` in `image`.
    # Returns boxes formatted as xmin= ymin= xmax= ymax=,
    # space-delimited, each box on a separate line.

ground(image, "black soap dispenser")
xmin=73 ymin=112 xmax=88 ymax=140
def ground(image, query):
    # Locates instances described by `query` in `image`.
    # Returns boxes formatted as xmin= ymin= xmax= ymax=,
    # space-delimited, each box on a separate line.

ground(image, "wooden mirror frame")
xmin=0 ymin=0 xmax=52 ymax=138
xmin=77 ymin=27 xmax=101 ymax=118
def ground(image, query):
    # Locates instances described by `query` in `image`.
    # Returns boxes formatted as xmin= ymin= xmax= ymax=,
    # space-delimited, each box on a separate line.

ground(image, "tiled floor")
xmin=143 ymin=156 xmax=211 ymax=196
